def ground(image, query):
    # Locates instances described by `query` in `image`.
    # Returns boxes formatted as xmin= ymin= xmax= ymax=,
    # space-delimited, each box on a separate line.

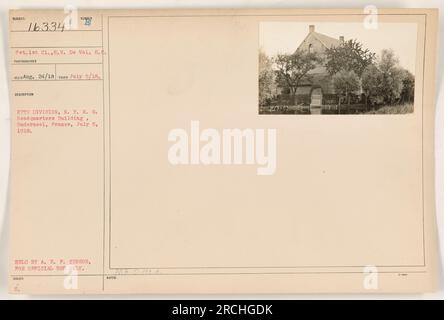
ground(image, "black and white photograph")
xmin=259 ymin=22 xmax=417 ymax=114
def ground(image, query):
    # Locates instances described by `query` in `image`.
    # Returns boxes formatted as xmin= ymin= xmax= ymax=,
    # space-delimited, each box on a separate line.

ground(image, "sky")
xmin=260 ymin=22 xmax=418 ymax=75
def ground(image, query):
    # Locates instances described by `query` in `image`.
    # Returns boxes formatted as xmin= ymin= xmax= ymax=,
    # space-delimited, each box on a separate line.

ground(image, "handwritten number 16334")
xmin=28 ymin=22 xmax=65 ymax=32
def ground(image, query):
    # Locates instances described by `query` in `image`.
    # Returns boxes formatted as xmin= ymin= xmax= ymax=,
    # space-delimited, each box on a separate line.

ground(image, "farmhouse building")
xmin=295 ymin=25 xmax=344 ymax=107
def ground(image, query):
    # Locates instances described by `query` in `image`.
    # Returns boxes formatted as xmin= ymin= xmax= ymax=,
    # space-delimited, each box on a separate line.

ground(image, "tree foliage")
xmin=325 ymin=39 xmax=376 ymax=77
xmin=377 ymin=49 xmax=404 ymax=105
xmin=274 ymin=50 xmax=322 ymax=98
xmin=361 ymin=64 xmax=383 ymax=105
xmin=399 ymin=68 xmax=415 ymax=103
xmin=332 ymin=70 xmax=360 ymax=105
xmin=258 ymin=49 xmax=277 ymax=106
xmin=361 ymin=49 xmax=414 ymax=106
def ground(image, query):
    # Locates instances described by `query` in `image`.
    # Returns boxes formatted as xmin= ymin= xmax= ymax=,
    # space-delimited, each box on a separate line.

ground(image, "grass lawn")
xmin=259 ymin=102 xmax=414 ymax=115
xmin=366 ymin=103 xmax=414 ymax=114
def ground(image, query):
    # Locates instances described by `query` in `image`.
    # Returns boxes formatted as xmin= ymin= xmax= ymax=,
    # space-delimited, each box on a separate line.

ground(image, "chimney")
xmin=339 ymin=36 xmax=344 ymax=43
xmin=309 ymin=25 xmax=315 ymax=33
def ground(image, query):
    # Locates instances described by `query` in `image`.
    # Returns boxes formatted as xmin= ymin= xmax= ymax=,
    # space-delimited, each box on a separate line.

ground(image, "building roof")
xmin=296 ymin=25 xmax=343 ymax=53
xmin=311 ymin=32 xmax=341 ymax=49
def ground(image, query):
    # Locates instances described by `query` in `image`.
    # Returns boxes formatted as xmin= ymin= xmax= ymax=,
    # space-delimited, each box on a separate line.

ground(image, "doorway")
xmin=310 ymin=87 xmax=323 ymax=107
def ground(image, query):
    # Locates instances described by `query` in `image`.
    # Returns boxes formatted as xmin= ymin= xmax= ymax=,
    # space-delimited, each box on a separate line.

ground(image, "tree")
xmin=325 ymin=39 xmax=376 ymax=77
xmin=399 ymin=69 xmax=415 ymax=104
xmin=361 ymin=64 xmax=383 ymax=107
xmin=274 ymin=50 xmax=322 ymax=104
xmin=377 ymin=49 xmax=404 ymax=104
xmin=332 ymin=70 xmax=360 ymax=109
xmin=258 ymin=49 xmax=277 ymax=106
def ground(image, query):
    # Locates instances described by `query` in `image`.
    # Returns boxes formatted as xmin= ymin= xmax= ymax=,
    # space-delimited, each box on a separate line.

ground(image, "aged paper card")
xmin=8 ymin=8 xmax=438 ymax=294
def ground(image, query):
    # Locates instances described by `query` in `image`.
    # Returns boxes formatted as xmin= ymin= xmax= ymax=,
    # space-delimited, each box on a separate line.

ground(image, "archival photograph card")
xmin=8 ymin=8 xmax=438 ymax=294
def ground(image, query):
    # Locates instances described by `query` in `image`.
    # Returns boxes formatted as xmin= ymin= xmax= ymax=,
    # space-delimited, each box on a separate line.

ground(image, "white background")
xmin=0 ymin=0 xmax=443 ymax=300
